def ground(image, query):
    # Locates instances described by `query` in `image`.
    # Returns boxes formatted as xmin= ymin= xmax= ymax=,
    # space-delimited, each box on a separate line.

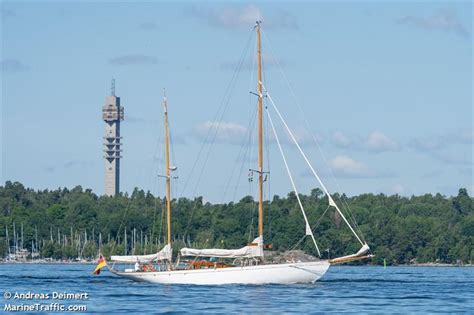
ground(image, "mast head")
xmin=162 ymin=88 xmax=168 ymax=113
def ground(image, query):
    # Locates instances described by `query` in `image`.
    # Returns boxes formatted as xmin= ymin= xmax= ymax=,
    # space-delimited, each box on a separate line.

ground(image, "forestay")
xmin=111 ymin=244 xmax=172 ymax=263
xmin=264 ymin=87 xmax=367 ymax=248
xmin=180 ymin=237 xmax=263 ymax=258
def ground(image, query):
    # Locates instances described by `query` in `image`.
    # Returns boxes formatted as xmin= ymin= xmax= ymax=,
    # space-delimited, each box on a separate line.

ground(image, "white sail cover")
xmin=111 ymin=244 xmax=172 ymax=263
xmin=330 ymin=243 xmax=370 ymax=264
xmin=180 ymin=237 xmax=263 ymax=258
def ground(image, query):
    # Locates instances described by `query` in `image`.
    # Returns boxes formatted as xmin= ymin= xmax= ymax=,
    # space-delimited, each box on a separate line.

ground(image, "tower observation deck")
xmin=102 ymin=79 xmax=124 ymax=196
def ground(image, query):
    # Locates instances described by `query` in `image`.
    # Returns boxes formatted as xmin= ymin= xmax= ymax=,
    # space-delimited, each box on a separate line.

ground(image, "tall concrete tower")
xmin=102 ymin=79 xmax=124 ymax=196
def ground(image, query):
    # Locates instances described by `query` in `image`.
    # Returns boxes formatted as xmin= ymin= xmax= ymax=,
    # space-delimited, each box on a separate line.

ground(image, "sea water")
xmin=1 ymin=264 xmax=472 ymax=314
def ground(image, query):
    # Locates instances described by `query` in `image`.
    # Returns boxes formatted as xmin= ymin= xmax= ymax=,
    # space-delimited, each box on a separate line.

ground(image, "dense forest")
xmin=0 ymin=181 xmax=472 ymax=265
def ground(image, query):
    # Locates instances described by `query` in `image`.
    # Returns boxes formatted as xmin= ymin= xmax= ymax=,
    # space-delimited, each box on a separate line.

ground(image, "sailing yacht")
xmin=107 ymin=21 xmax=372 ymax=285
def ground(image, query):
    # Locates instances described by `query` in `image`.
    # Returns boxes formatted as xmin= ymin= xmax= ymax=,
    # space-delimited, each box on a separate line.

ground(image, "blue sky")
xmin=1 ymin=1 xmax=472 ymax=202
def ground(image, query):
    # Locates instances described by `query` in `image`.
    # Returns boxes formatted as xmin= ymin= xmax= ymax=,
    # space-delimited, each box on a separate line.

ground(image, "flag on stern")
xmin=93 ymin=255 xmax=107 ymax=275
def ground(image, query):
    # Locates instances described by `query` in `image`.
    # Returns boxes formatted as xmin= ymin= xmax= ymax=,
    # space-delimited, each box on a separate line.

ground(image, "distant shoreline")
xmin=401 ymin=263 xmax=473 ymax=267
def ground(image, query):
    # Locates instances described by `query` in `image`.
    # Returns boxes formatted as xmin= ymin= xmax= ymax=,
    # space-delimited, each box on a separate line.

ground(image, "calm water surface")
xmin=1 ymin=264 xmax=472 ymax=314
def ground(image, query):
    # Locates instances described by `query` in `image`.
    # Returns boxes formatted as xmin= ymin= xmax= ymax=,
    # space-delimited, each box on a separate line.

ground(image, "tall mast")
xmin=5 ymin=226 xmax=10 ymax=255
xmin=256 ymin=21 xmax=264 ymax=239
xmin=163 ymin=91 xmax=172 ymax=248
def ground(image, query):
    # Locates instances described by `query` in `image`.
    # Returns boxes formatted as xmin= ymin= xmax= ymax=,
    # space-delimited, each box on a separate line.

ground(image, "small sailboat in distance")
xmin=107 ymin=21 xmax=372 ymax=285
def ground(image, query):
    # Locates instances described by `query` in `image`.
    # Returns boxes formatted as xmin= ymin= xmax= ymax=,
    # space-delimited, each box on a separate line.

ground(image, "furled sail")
xmin=329 ymin=244 xmax=371 ymax=264
xmin=180 ymin=237 xmax=263 ymax=258
xmin=111 ymin=244 xmax=172 ymax=263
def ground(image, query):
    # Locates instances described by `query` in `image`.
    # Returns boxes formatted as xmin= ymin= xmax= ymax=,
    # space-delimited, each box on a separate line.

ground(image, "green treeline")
xmin=0 ymin=181 xmax=473 ymax=265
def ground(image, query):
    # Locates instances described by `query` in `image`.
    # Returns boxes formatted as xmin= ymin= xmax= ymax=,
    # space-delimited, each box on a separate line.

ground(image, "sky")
xmin=1 ymin=1 xmax=472 ymax=203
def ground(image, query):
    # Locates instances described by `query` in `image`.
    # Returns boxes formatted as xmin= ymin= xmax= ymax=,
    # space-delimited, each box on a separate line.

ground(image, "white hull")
xmin=111 ymin=261 xmax=330 ymax=285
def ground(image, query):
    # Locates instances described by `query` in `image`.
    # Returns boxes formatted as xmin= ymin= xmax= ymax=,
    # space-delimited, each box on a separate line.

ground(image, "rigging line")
xmin=168 ymin=120 xmax=179 ymax=181
xmin=244 ymin=109 xmax=258 ymax=240
xmin=229 ymin=109 xmax=258 ymax=202
xmin=266 ymin=108 xmax=321 ymax=257
xmin=221 ymin=100 xmax=254 ymax=203
xmin=263 ymin=94 xmax=273 ymax=240
xmin=221 ymin=108 xmax=257 ymax=203
xmin=240 ymin=32 xmax=258 ymax=206
xmin=245 ymin=116 xmax=259 ymax=242
xmin=260 ymin=27 xmax=364 ymax=239
xmin=261 ymin=29 xmax=366 ymax=242
xmin=185 ymin=78 xmax=238 ymax=222
xmin=189 ymin=29 xmax=252 ymax=198
xmin=244 ymin=48 xmax=258 ymax=218
xmin=150 ymin=122 xmax=165 ymax=246
xmin=341 ymin=193 xmax=365 ymax=239
xmin=111 ymin=158 xmax=151 ymax=255
xmin=147 ymin=119 xmax=164 ymax=194
xmin=290 ymin=234 xmax=307 ymax=252
xmin=149 ymin=196 xmax=159 ymax=252
xmin=149 ymin=181 xmax=161 ymax=250
xmin=229 ymin=30 xmax=257 ymax=203
xmin=328 ymin=189 xmax=364 ymax=242
xmin=157 ymin=193 xmax=166 ymax=247
xmin=181 ymin=32 xmax=254 ymax=241
xmin=112 ymin=105 xmax=165 ymax=257
xmin=168 ymin=120 xmax=181 ymax=205
xmin=247 ymin=196 xmax=257 ymax=242
xmin=249 ymin=31 xmax=258 ymax=110
xmin=312 ymin=205 xmax=331 ymax=233
xmin=338 ymin=194 xmax=365 ymax=242
xmin=246 ymin=166 xmax=257 ymax=241
xmin=179 ymin=30 xmax=254 ymax=198
xmin=265 ymin=89 xmax=365 ymax=247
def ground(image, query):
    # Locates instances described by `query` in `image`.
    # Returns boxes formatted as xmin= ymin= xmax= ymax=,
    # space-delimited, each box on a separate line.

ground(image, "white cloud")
xmin=328 ymin=155 xmax=394 ymax=179
xmin=194 ymin=120 xmax=321 ymax=147
xmin=237 ymin=4 xmax=262 ymax=26
xmin=332 ymin=131 xmax=352 ymax=147
xmin=331 ymin=130 xmax=398 ymax=153
xmin=329 ymin=155 xmax=372 ymax=178
xmin=409 ymin=130 xmax=472 ymax=165
xmin=365 ymin=131 xmax=399 ymax=152
xmin=273 ymin=128 xmax=323 ymax=147
xmin=195 ymin=121 xmax=247 ymax=144
xmin=397 ymin=9 xmax=469 ymax=38
xmin=293 ymin=129 xmax=323 ymax=145
xmin=186 ymin=5 xmax=298 ymax=30
xmin=330 ymin=155 xmax=367 ymax=175
xmin=409 ymin=129 xmax=473 ymax=152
